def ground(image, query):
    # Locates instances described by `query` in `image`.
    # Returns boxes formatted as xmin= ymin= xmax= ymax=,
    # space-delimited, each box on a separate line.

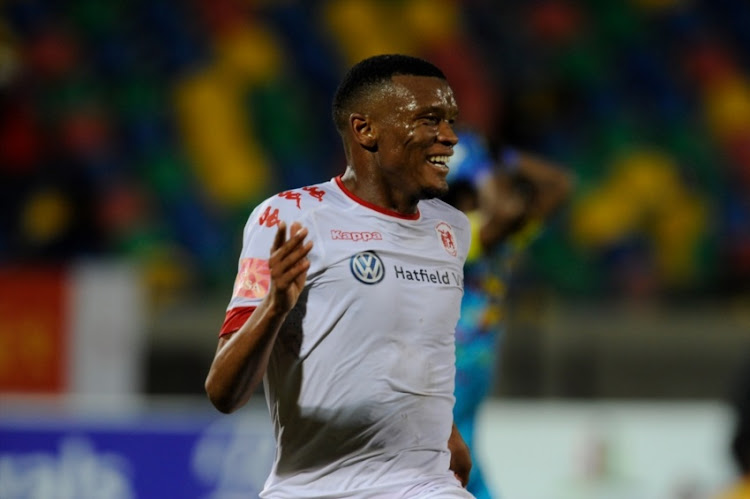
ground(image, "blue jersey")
xmin=454 ymin=214 xmax=539 ymax=387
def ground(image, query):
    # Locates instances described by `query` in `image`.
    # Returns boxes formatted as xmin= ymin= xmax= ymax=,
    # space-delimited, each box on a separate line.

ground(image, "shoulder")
xmin=247 ymin=179 xmax=341 ymax=226
xmin=420 ymin=198 xmax=471 ymax=231
xmin=260 ymin=180 xmax=338 ymax=211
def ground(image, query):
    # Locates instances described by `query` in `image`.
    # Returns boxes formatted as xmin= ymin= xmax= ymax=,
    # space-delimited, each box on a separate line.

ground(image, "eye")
xmin=420 ymin=116 xmax=441 ymax=126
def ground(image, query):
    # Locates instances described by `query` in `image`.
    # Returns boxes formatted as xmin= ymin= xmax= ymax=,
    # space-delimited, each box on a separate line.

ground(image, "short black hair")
xmin=332 ymin=54 xmax=447 ymax=133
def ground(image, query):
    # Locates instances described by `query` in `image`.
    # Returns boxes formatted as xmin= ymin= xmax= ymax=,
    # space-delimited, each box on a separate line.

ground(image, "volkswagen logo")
xmin=350 ymin=251 xmax=385 ymax=284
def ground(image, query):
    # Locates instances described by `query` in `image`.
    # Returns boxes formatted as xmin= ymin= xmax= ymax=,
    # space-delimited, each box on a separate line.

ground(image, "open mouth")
xmin=428 ymin=155 xmax=451 ymax=170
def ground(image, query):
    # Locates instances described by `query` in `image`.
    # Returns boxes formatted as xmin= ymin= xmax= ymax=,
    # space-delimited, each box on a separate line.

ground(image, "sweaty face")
xmin=370 ymin=75 xmax=459 ymax=202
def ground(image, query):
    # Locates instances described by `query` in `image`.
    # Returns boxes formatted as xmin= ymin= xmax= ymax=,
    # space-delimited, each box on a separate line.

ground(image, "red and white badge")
xmin=233 ymin=258 xmax=271 ymax=299
xmin=435 ymin=222 xmax=457 ymax=257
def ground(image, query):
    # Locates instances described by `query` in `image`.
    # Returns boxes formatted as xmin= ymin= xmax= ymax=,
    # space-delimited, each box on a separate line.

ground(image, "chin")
xmin=421 ymin=183 xmax=450 ymax=200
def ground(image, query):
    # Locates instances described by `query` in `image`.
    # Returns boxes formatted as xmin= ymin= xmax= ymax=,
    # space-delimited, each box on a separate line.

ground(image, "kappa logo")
xmin=435 ymin=222 xmax=457 ymax=257
xmin=350 ymin=251 xmax=385 ymax=284
xmin=331 ymin=230 xmax=382 ymax=242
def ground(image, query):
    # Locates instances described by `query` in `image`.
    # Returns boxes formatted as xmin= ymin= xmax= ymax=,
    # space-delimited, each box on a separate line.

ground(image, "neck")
xmin=340 ymin=167 xmax=419 ymax=216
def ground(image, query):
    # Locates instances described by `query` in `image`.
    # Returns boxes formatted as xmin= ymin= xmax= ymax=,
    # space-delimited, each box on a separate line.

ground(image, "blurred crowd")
xmin=1 ymin=0 xmax=748 ymax=303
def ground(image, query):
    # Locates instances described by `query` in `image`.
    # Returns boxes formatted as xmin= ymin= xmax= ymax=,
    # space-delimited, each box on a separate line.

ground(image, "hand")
xmin=267 ymin=221 xmax=313 ymax=314
xmin=448 ymin=424 xmax=472 ymax=487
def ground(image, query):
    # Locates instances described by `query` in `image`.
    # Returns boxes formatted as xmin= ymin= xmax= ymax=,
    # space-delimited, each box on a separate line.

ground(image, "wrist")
xmin=263 ymin=293 xmax=293 ymax=319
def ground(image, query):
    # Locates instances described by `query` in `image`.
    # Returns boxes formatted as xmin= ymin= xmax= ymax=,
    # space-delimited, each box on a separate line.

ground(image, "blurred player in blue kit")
xmin=442 ymin=130 xmax=573 ymax=498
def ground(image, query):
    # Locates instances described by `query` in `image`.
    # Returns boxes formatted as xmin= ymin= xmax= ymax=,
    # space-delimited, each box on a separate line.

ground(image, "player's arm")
xmin=505 ymin=149 xmax=574 ymax=220
xmin=205 ymin=222 xmax=313 ymax=414
xmin=448 ymin=422 xmax=471 ymax=487
xmin=476 ymin=149 xmax=573 ymax=251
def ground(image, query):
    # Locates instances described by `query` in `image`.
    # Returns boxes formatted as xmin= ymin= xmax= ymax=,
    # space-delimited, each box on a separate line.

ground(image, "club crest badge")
xmin=435 ymin=222 xmax=457 ymax=257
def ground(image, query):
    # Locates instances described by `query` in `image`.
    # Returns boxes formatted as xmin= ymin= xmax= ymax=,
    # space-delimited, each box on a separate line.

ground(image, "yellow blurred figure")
xmin=611 ymin=149 xmax=682 ymax=212
xmin=21 ymin=189 xmax=71 ymax=244
xmin=214 ymin=23 xmax=282 ymax=86
xmin=173 ymin=19 xmax=285 ymax=207
xmin=652 ymin=191 xmax=708 ymax=285
xmin=570 ymin=147 xmax=709 ymax=288
xmin=323 ymin=0 xmax=419 ymax=65
xmin=403 ymin=0 xmax=460 ymax=46
xmin=174 ymin=68 xmax=272 ymax=207
xmin=704 ymin=77 xmax=750 ymax=140
xmin=571 ymin=185 xmax=641 ymax=247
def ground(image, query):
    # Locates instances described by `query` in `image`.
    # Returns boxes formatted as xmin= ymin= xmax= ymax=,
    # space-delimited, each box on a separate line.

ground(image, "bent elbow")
xmin=205 ymin=375 xmax=242 ymax=414
xmin=212 ymin=400 xmax=238 ymax=415
xmin=207 ymin=392 xmax=235 ymax=414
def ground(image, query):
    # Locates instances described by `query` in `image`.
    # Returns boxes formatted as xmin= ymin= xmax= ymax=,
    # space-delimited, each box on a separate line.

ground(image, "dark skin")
xmin=205 ymin=74 xmax=471 ymax=487
xmin=339 ymin=74 xmax=459 ymax=213
xmin=475 ymin=151 xmax=573 ymax=251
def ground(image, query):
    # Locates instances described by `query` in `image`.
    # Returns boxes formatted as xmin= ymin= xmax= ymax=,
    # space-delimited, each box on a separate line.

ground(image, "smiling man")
xmin=205 ymin=54 xmax=475 ymax=498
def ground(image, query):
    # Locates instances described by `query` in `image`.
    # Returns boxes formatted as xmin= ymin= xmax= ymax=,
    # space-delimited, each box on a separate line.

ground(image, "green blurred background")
xmin=3 ymin=1 xmax=750 ymax=497
xmin=1 ymin=0 xmax=749 ymax=399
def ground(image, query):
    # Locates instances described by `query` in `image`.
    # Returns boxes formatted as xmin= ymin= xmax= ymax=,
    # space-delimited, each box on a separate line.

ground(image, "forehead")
xmin=378 ymin=75 xmax=457 ymax=114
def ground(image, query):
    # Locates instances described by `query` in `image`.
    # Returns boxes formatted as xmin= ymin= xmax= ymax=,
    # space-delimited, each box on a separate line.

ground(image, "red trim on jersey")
xmin=334 ymin=175 xmax=420 ymax=220
xmin=219 ymin=306 xmax=256 ymax=336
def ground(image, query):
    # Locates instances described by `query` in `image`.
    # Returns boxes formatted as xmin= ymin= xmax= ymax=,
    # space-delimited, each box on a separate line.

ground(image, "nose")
xmin=438 ymin=120 xmax=458 ymax=148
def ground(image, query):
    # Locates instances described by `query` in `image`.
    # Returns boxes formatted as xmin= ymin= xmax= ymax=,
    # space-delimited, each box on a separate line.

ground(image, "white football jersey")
xmin=223 ymin=176 xmax=473 ymax=498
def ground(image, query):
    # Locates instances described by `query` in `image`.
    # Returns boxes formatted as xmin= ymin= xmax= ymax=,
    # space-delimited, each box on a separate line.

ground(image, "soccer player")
xmin=205 ymin=54 xmax=475 ymax=498
xmin=442 ymin=130 xmax=572 ymax=498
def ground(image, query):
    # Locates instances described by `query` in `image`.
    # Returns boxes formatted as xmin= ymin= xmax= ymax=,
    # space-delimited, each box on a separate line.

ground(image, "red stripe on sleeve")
xmin=219 ymin=306 xmax=256 ymax=337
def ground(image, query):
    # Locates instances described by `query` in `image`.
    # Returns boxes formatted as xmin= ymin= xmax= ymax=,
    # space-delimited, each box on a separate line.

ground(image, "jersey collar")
xmin=334 ymin=175 xmax=421 ymax=220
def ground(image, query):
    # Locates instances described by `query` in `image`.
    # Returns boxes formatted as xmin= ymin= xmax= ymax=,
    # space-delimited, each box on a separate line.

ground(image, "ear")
xmin=350 ymin=113 xmax=377 ymax=149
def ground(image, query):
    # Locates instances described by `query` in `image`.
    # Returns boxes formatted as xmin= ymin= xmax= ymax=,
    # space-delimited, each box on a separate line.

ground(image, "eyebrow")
xmin=418 ymin=103 xmax=458 ymax=113
xmin=416 ymin=105 xmax=460 ymax=119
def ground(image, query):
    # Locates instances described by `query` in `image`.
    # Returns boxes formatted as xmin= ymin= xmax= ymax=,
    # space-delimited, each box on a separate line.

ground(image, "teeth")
xmin=428 ymin=155 xmax=451 ymax=167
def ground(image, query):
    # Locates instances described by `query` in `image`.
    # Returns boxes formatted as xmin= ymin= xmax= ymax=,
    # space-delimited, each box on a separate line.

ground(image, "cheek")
xmin=407 ymin=126 xmax=437 ymax=148
xmin=400 ymin=123 xmax=417 ymax=141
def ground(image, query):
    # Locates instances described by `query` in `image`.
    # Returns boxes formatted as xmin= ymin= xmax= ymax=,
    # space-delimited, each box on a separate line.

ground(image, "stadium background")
xmin=1 ymin=0 xmax=749 ymax=498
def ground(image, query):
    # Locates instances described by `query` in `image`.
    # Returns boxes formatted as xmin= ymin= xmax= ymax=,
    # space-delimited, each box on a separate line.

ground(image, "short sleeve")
xmin=231 ymin=192 xmax=315 ymax=306
xmin=219 ymin=191 xmax=314 ymax=335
